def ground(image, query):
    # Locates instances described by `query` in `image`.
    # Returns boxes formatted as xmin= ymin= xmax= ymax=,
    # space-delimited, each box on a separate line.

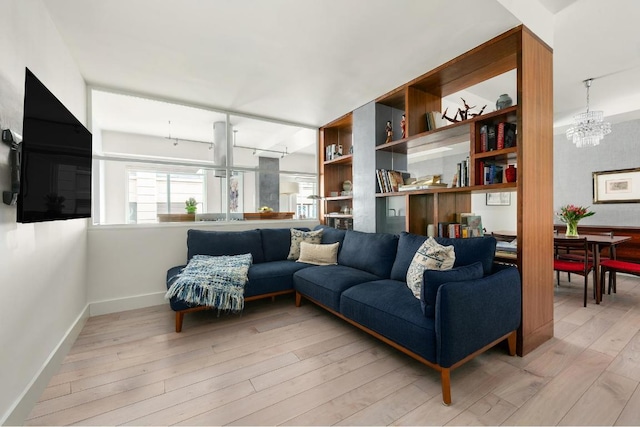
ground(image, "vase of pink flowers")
xmin=557 ymin=204 xmax=595 ymax=237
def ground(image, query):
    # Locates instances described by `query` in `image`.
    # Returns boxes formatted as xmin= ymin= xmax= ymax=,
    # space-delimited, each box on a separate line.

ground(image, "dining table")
xmin=493 ymin=230 xmax=632 ymax=304
xmin=555 ymin=233 xmax=632 ymax=304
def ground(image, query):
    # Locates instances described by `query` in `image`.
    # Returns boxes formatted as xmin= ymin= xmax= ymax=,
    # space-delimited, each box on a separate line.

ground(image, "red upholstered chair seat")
xmin=554 ymin=259 xmax=594 ymax=272
xmin=600 ymin=259 xmax=640 ymax=296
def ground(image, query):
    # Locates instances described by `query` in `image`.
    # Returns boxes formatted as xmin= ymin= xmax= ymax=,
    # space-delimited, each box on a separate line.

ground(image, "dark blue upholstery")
xmin=340 ymin=279 xmax=437 ymax=363
xmin=390 ymin=232 xmax=497 ymax=280
xmin=166 ymin=265 xmax=197 ymax=311
xmin=421 ymin=262 xmax=484 ymax=317
xmin=436 ymin=266 xmax=521 ymax=367
xmin=187 ymin=229 xmax=265 ymax=264
xmin=435 ymin=236 xmax=497 ymax=275
xmin=314 ymin=225 xmax=347 ymax=251
xmin=260 ymin=228 xmax=310 ymax=262
xmin=293 ymin=265 xmax=381 ymax=311
xmin=338 ymin=230 xmax=398 ymax=278
xmin=246 ymin=260 xmax=311 ymax=297
xmin=390 ymin=232 xmax=428 ymax=281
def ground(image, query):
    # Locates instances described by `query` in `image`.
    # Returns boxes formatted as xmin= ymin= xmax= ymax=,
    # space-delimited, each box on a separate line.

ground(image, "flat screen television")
xmin=18 ymin=68 xmax=92 ymax=223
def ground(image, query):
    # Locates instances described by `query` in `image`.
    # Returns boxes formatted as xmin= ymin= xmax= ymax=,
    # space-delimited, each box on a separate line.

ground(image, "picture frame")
xmin=486 ymin=192 xmax=511 ymax=206
xmin=593 ymin=167 xmax=640 ymax=204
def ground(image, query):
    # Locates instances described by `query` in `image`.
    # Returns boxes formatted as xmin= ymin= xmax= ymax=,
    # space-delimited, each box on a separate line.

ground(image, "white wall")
xmin=86 ymin=219 xmax=319 ymax=315
xmin=0 ymin=1 xmax=90 ymax=424
xmin=554 ymin=118 xmax=640 ymax=226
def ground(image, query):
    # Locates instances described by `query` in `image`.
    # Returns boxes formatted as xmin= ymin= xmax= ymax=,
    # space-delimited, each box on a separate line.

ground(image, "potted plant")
xmin=185 ymin=197 xmax=198 ymax=214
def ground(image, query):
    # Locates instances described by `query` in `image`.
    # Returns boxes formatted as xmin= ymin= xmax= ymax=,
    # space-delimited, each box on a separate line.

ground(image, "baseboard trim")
xmin=1 ymin=304 xmax=89 ymax=426
xmin=89 ymin=291 xmax=167 ymax=316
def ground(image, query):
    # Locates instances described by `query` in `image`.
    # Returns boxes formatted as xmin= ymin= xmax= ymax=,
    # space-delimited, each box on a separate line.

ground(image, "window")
xmin=91 ymin=89 xmax=318 ymax=225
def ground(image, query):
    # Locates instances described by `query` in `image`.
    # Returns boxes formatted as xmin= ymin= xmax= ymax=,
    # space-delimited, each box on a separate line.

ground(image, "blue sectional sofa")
xmin=166 ymin=225 xmax=521 ymax=405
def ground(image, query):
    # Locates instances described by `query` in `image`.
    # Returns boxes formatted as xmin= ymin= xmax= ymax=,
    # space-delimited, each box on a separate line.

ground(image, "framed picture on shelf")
xmin=486 ymin=192 xmax=511 ymax=206
xmin=593 ymin=167 xmax=640 ymax=203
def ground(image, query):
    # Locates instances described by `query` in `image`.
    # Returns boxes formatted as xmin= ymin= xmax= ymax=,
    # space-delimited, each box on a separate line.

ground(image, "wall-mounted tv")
xmin=18 ymin=68 xmax=92 ymax=223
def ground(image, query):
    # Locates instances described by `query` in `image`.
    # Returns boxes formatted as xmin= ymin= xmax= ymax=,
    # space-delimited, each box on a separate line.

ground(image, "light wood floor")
xmin=25 ymin=273 xmax=640 ymax=426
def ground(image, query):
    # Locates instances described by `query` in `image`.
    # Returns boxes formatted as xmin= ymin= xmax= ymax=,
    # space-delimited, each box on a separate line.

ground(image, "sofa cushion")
xmin=390 ymin=232 xmax=429 ymax=281
xmin=260 ymin=227 xmax=310 ymax=262
xmin=435 ymin=236 xmax=497 ymax=275
xmin=245 ymin=260 xmax=312 ymax=297
xmin=314 ymin=225 xmax=347 ymax=251
xmin=421 ymin=261 xmax=484 ymax=318
xmin=340 ymin=279 xmax=437 ymax=363
xmin=391 ymin=232 xmax=497 ymax=280
xmin=406 ymin=237 xmax=455 ymax=298
xmin=294 ymin=265 xmax=381 ymax=312
xmin=297 ymin=242 xmax=339 ymax=266
xmin=187 ymin=229 xmax=265 ymax=264
xmin=338 ymin=230 xmax=398 ymax=278
xmin=287 ymin=229 xmax=323 ymax=260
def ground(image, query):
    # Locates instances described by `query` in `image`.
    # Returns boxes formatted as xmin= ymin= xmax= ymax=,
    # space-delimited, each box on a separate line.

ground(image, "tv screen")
xmin=18 ymin=68 xmax=92 ymax=223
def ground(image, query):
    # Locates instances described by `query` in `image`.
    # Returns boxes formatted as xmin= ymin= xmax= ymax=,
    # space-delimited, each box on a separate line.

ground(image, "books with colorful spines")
xmin=480 ymin=125 xmax=488 ymax=152
xmin=465 ymin=215 xmax=484 ymax=237
xmin=497 ymin=122 xmax=505 ymax=150
xmin=504 ymin=123 xmax=517 ymax=147
xmin=438 ymin=222 xmax=450 ymax=238
xmin=448 ymin=223 xmax=461 ymax=238
xmin=487 ymin=124 xmax=497 ymax=151
xmin=375 ymin=170 xmax=384 ymax=193
xmin=388 ymin=170 xmax=405 ymax=192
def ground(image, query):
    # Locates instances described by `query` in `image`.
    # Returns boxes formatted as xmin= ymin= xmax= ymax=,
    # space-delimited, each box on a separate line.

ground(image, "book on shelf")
xmin=437 ymin=222 xmax=451 ymax=238
xmin=376 ymin=169 xmax=407 ymax=193
xmin=504 ymin=122 xmax=517 ymax=148
xmin=425 ymin=111 xmax=446 ymax=131
xmin=465 ymin=215 xmax=484 ymax=237
xmin=487 ymin=124 xmax=497 ymax=151
xmin=398 ymin=183 xmax=448 ymax=191
xmin=483 ymin=163 xmax=504 ymax=185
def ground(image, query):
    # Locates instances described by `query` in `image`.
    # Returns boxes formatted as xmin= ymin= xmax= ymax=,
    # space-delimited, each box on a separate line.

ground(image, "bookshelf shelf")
xmin=318 ymin=25 xmax=553 ymax=357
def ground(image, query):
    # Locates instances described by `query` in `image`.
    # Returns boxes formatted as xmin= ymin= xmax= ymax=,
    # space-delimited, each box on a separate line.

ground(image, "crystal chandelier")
xmin=566 ymin=78 xmax=611 ymax=148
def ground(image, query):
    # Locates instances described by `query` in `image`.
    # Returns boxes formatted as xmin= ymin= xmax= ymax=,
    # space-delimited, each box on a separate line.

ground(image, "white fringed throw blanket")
xmin=165 ymin=253 xmax=252 ymax=312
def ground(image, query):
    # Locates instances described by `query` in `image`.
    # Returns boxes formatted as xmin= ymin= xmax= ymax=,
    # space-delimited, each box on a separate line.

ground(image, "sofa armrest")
xmin=435 ymin=266 xmax=521 ymax=367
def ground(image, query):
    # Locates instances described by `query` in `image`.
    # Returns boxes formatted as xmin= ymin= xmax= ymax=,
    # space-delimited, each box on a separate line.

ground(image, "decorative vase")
xmin=505 ymin=164 xmax=517 ymax=182
xmin=342 ymin=180 xmax=353 ymax=192
xmin=496 ymin=94 xmax=513 ymax=110
xmin=565 ymin=220 xmax=579 ymax=237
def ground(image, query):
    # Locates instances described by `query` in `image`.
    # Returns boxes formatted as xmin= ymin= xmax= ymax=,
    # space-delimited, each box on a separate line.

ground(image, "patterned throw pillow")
xmin=165 ymin=253 xmax=252 ymax=311
xmin=287 ymin=229 xmax=323 ymax=260
xmin=406 ymin=237 xmax=455 ymax=298
xmin=297 ymin=242 xmax=339 ymax=265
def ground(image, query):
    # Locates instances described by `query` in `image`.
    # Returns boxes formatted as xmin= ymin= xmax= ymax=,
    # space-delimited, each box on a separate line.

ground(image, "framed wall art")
xmin=486 ymin=192 xmax=511 ymax=206
xmin=593 ymin=167 xmax=640 ymax=204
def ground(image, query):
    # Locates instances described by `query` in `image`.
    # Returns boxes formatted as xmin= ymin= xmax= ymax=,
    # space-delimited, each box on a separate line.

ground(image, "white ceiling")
xmin=43 ymin=0 xmax=640 ymax=151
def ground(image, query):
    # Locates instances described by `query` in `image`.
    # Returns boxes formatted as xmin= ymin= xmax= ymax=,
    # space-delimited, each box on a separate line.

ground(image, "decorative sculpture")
xmin=442 ymin=98 xmax=486 ymax=124
xmin=401 ymin=114 xmax=406 ymax=138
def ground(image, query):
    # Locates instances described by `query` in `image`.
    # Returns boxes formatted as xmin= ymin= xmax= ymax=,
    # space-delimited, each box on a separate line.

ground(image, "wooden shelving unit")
xmin=319 ymin=112 xmax=353 ymax=221
xmin=318 ymin=25 xmax=553 ymax=356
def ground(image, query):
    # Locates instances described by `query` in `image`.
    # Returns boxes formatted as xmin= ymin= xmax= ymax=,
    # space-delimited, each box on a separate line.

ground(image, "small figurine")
xmin=385 ymin=121 xmax=392 ymax=143
xmin=401 ymin=114 xmax=406 ymax=138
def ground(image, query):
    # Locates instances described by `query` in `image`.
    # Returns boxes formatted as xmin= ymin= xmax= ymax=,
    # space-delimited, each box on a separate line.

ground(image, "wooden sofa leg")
xmin=175 ymin=312 xmax=184 ymax=333
xmin=295 ymin=292 xmax=302 ymax=307
xmin=507 ymin=330 xmax=517 ymax=356
xmin=441 ymin=368 xmax=452 ymax=406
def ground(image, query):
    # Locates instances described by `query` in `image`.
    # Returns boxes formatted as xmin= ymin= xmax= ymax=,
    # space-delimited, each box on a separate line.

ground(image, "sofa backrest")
xmin=314 ymin=224 xmax=347 ymax=251
xmin=338 ymin=230 xmax=398 ymax=278
xmin=390 ymin=232 xmax=497 ymax=281
xmin=260 ymin=227 xmax=310 ymax=262
xmin=187 ymin=229 xmax=265 ymax=263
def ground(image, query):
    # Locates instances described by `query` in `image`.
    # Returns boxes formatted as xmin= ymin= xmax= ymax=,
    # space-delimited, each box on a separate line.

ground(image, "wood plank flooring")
xmin=25 ymin=273 xmax=640 ymax=425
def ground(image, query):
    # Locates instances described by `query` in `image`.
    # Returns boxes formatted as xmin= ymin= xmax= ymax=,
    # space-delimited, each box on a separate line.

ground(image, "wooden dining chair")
xmin=600 ymin=259 xmax=640 ymax=296
xmin=557 ymin=231 xmax=615 ymax=290
xmin=554 ymin=237 xmax=594 ymax=307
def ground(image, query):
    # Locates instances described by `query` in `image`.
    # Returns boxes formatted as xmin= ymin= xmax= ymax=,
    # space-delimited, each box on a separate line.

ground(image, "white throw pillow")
xmin=406 ymin=237 xmax=455 ymax=298
xmin=297 ymin=242 xmax=339 ymax=266
xmin=287 ymin=229 xmax=323 ymax=260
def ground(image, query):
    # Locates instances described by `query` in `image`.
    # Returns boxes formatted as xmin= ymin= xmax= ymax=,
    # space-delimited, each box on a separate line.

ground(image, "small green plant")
xmin=185 ymin=197 xmax=198 ymax=214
